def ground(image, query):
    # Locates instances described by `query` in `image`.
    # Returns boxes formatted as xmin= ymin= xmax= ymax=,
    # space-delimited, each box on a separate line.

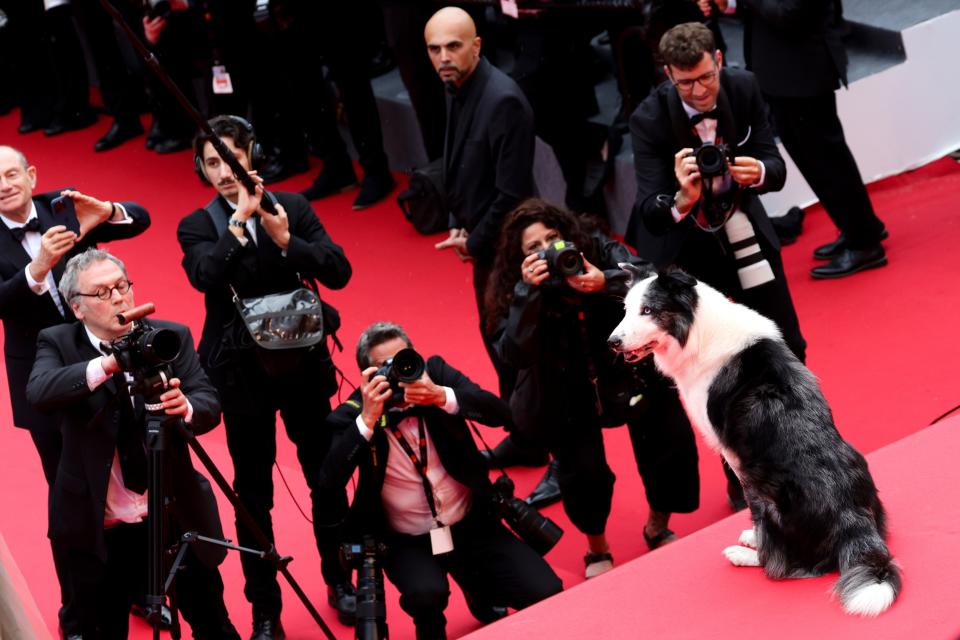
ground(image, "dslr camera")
xmin=490 ymin=475 xmax=563 ymax=555
xmin=102 ymin=307 xmax=181 ymax=398
xmin=375 ymin=348 xmax=426 ymax=408
xmin=538 ymin=240 xmax=584 ymax=278
xmin=692 ymin=142 xmax=733 ymax=180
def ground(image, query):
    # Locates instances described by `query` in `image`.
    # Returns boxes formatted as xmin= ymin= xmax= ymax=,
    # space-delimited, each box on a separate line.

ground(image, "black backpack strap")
xmin=204 ymin=195 xmax=232 ymax=237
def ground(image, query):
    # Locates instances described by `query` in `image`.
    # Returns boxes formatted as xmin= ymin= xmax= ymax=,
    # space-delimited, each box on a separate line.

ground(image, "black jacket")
xmin=627 ymin=67 xmax=786 ymax=270
xmin=319 ymin=355 xmax=510 ymax=536
xmin=493 ymin=232 xmax=651 ymax=439
xmin=0 ymin=192 xmax=150 ymax=432
xmin=176 ymin=191 xmax=351 ymax=401
xmin=444 ymin=58 xmax=536 ymax=264
xmin=25 ymin=320 xmax=227 ymax=567
xmin=741 ymin=0 xmax=848 ymax=97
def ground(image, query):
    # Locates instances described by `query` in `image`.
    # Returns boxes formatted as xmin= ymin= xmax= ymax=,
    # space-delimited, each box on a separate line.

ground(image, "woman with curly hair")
xmin=485 ymin=198 xmax=700 ymax=578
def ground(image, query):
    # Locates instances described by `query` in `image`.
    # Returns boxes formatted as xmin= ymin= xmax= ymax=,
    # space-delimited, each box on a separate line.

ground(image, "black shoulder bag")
xmin=396 ymin=159 xmax=448 ymax=235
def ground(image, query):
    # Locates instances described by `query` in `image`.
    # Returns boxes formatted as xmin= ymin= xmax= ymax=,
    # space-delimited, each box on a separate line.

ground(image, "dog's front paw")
xmin=723 ymin=545 xmax=760 ymax=567
xmin=738 ymin=528 xmax=757 ymax=549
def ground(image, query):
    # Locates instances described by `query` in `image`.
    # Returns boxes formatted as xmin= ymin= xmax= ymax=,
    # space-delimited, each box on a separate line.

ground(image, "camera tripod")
xmin=124 ymin=351 xmax=335 ymax=640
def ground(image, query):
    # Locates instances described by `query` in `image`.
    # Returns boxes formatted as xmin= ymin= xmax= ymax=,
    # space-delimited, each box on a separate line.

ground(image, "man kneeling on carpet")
xmin=320 ymin=322 xmax=562 ymax=639
xmin=26 ymin=249 xmax=240 ymax=638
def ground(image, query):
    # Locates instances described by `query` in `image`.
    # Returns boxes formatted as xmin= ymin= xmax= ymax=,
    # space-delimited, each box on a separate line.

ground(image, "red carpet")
xmin=2 ymin=109 xmax=960 ymax=639
xmin=466 ymin=416 xmax=960 ymax=640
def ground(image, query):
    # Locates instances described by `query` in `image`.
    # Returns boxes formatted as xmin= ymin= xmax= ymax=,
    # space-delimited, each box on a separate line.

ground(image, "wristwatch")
xmin=228 ymin=217 xmax=246 ymax=229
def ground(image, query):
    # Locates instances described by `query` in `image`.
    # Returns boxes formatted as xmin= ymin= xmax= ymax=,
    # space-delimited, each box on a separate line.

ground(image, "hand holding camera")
xmin=360 ymin=349 xmax=430 ymax=428
xmin=728 ymin=155 xmax=763 ymax=187
xmin=673 ymin=147 xmax=702 ymax=214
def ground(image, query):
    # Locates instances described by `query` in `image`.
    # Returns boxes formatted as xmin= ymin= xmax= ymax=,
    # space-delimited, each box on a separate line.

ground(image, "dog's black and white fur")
xmin=608 ymin=266 xmax=901 ymax=616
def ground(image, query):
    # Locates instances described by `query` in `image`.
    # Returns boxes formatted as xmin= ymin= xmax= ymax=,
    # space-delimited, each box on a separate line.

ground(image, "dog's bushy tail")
xmin=835 ymin=533 xmax=901 ymax=616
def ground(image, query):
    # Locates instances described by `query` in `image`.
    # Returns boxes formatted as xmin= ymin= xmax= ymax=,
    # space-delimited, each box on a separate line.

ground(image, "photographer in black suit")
xmin=25 ymin=249 xmax=238 ymax=639
xmin=0 ymin=145 xmax=150 ymax=637
xmin=628 ymin=23 xmax=806 ymax=509
xmin=177 ymin=116 xmax=354 ymax=639
xmin=320 ymin=322 xmax=562 ymax=640
xmin=628 ymin=22 xmax=805 ymax=364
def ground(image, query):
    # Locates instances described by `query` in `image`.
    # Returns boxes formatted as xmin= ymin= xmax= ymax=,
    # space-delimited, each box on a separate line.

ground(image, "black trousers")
xmin=220 ymin=366 xmax=348 ymax=620
xmin=29 ymin=429 xmax=79 ymax=635
xmin=765 ymin=92 xmax=886 ymax=250
xmin=625 ymin=378 xmax=700 ymax=515
xmin=383 ymin=507 xmax=562 ymax=640
xmin=65 ymin=521 xmax=238 ymax=639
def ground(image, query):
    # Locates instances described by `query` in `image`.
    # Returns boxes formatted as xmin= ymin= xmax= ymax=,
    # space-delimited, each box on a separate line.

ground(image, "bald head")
xmin=424 ymin=7 xmax=481 ymax=87
xmin=0 ymin=146 xmax=36 ymax=222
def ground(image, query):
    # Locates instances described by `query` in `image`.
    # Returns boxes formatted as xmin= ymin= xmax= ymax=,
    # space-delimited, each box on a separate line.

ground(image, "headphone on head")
xmin=194 ymin=115 xmax=265 ymax=185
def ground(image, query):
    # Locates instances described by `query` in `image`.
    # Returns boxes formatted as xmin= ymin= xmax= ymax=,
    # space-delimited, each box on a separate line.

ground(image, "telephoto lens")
xmin=490 ymin=475 xmax=564 ymax=555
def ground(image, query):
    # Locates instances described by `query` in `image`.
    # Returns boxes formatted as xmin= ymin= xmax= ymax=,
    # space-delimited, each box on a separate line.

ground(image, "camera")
xmin=490 ymin=475 xmax=563 ymax=555
xmin=693 ymin=142 xmax=732 ymax=179
xmin=340 ymin=537 xmax=389 ymax=640
xmin=144 ymin=0 xmax=172 ymax=20
xmin=375 ymin=348 xmax=425 ymax=408
xmin=102 ymin=311 xmax=181 ymax=398
xmin=538 ymin=240 xmax=584 ymax=277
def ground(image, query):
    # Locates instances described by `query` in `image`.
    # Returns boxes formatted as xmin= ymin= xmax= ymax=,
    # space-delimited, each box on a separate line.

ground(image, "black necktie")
xmin=689 ymin=109 xmax=719 ymax=126
xmin=10 ymin=218 xmax=41 ymax=242
xmin=112 ymin=373 xmax=148 ymax=494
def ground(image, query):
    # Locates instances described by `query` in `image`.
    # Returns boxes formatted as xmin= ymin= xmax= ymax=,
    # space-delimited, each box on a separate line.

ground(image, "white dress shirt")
xmin=355 ymin=387 xmax=473 ymax=536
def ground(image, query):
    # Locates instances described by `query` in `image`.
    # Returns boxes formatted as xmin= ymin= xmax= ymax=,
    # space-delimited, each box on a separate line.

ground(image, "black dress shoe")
xmin=18 ymin=120 xmax=47 ymax=134
xmin=130 ymin=601 xmax=173 ymax=628
xmin=153 ymin=136 xmax=191 ymax=154
xmin=250 ymin=617 xmax=285 ymax=640
xmin=259 ymin=156 xmax=310 ymax=185
xmin=327 ymin=582 xmax=358 ymax=626
xmin=301 ymin=163 xmax=358 ymax=201
xmin=145 ymin=120 xmax=163 ymax=150
xmin=95 ymin=119 xmax=144 ymax=152
xmin=813 ymin=229 xmax=889 ymax=260
xmin=44 ymin=109 xmax=97 ymax=136
xmin=352 ymin=171 xmax=396 ymax=210
xmin=771 ymin=206 xmax=805 ymax=246
xmin=463 ymin=591 xmax=508 ymax=624
xmin=810 ymin=245 xmax=887 ymax=279
xmin=480 ymin=434 xmax=550 ymax=469
xmin=524 ymin=459 xmax=562 ymax=509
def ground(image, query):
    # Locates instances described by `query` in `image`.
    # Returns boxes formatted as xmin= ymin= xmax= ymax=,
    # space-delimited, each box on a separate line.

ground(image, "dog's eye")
xmin=640 ymin=306 xmax=652 ymax=316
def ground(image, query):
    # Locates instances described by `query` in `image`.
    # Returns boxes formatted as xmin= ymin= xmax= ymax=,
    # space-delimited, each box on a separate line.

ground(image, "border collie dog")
xmin=608 ymin=267 xmax=900 ymax=616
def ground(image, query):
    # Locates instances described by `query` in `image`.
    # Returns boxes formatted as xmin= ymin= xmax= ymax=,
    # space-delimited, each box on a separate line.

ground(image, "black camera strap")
xmin=384 ymin=416 xmax=441 ymax=525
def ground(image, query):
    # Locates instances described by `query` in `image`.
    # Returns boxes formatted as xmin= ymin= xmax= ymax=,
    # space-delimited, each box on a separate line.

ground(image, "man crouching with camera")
xmin=26 ymin=248 xmax=240 ymax=639
xmin=320 ymin=322 xmax=562 ymax=639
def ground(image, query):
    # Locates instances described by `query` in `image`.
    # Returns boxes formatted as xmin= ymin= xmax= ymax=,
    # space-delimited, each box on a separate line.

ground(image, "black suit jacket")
xmin=176 ymin=191 xmax=351 ymax=403
xmin=627 ymin=67 xmax=786 ymax=269
xmin=0 ymin=192 xmax=150 ymax=432
xmin=443 ymin=58 xmax=536 ymax=264
xmin=25 ymin=320 xmax=227 ymax=566
xmin=740 ymin=0 xmax=847 ymax=97
xmin=319 ymin=356 xmax=510 ymax=536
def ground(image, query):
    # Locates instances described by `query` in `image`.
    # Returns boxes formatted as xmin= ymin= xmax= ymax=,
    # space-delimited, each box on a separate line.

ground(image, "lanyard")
xmin=385 ymin=416 xmax=441 ymax=523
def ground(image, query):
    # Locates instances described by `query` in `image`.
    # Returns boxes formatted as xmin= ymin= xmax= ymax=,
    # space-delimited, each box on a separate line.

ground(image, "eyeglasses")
xmin=672 ymin=69 xmax=719 ymax=92
xmin=75 ymin=279 xmax=133 ymax=301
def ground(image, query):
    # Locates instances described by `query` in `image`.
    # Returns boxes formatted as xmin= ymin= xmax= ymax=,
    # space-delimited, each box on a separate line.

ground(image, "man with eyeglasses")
xmin=0 ymin=145 xmax=150 ymax=639
xmin=26 ymin=248 xmax=240 ymax=639
xmin=626 ymin=22 xmax=806 ymax=510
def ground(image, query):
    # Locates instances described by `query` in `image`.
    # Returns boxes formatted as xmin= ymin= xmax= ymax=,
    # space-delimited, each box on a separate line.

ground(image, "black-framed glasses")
xmin=672 ymin=69 xmax=719 ymax=92
xmin=75 ymin=279 xmax=133 ymax=301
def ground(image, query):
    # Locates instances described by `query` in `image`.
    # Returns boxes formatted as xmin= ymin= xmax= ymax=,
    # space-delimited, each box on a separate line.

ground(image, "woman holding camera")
xmin=485 ymin=199 xmax=700 ymax=578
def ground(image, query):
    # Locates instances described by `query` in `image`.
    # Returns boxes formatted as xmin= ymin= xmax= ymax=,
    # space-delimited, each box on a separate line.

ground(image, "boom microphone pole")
xmin=97 ymin=0 xmax=279 ymax=214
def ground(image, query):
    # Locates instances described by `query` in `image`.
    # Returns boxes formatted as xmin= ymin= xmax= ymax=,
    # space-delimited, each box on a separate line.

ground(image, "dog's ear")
xmin=619 ymin=261 xmax=654 ymax=286
xmin=656 ymin=268 xmax=698 ymax=292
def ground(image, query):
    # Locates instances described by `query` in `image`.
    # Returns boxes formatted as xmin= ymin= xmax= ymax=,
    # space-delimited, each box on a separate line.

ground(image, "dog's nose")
xmin=608 ymin=335 xmax=622 ymax=350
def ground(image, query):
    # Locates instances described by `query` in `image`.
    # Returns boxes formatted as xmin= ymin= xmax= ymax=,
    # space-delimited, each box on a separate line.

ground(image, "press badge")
xmin=212 ymin=65 xmax=234 ymax=95
xmin=430 ymin=525 xmax=454 ymax=555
